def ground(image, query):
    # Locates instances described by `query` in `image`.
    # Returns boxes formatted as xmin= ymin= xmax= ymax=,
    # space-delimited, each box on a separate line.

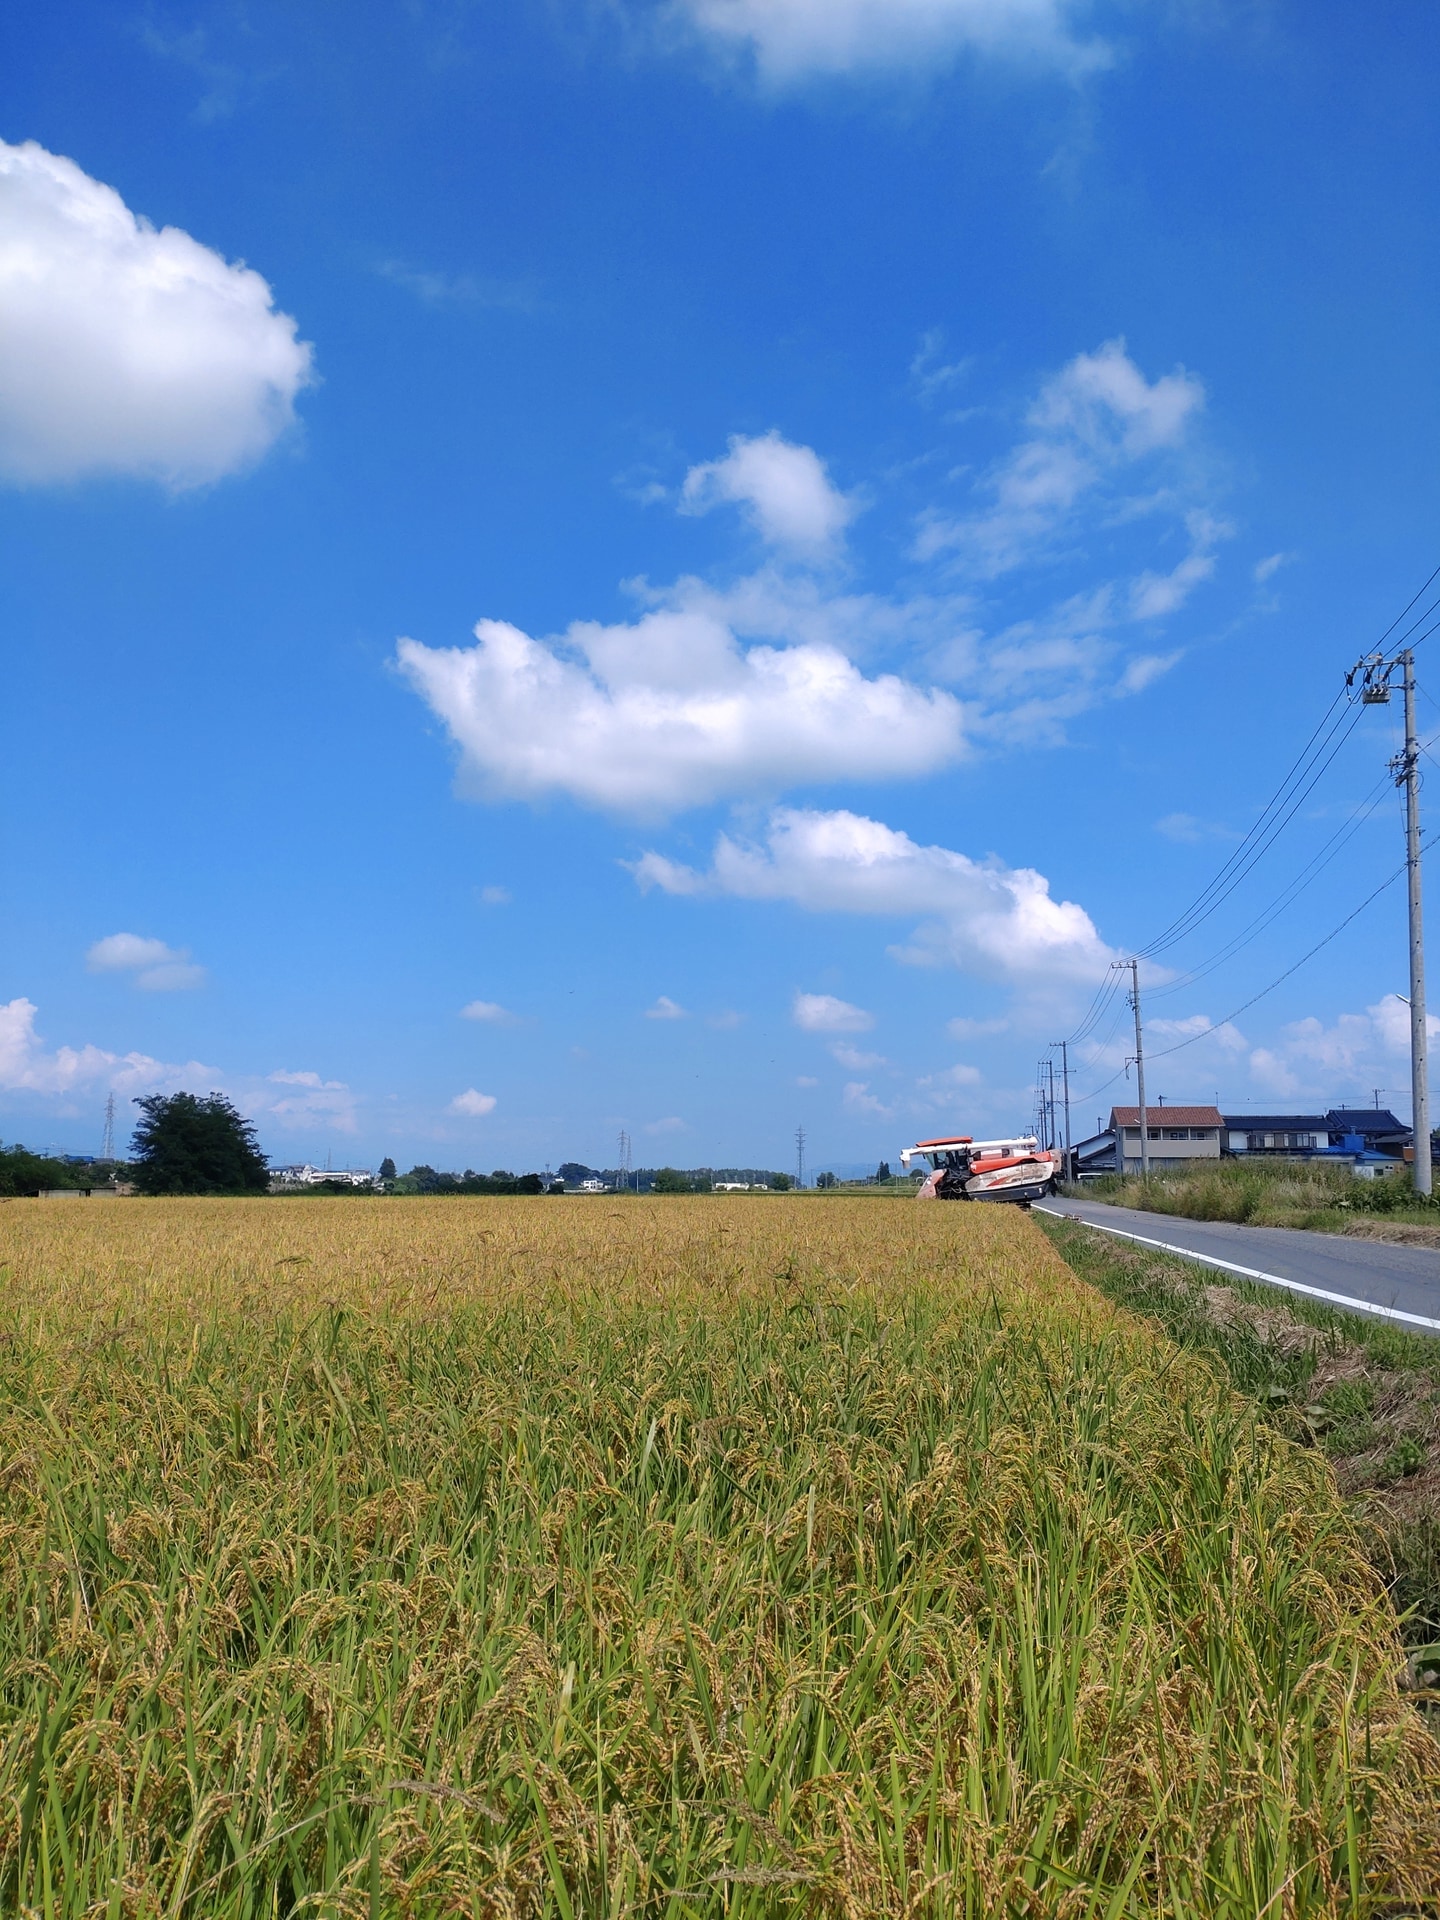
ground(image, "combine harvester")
xmin=899 ymin=1133 xmax=1062 ymax=1205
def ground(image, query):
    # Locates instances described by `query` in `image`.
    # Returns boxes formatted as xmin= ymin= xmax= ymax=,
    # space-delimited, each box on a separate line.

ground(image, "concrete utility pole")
xmin=1046 ymin=1057 xmax=1057 ymax=1152
xmin=1402 ymin=651 xmax=1432 ymax=1196
xmin=1061 ymin=1041 xmax=1072 ymax=1176
xmin=1129 ymin=957 xmax=1149 ymax=1178
xmin=1352 ymin=648 xmax=1431 ymax=1195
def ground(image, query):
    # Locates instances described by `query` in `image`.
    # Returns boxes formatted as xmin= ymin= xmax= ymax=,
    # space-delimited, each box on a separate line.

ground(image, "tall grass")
xmin=1 ymin=1197 xmax=1437 ymax=1914
xmin=1088 ymin=1158 xmax=1382 ymax=1227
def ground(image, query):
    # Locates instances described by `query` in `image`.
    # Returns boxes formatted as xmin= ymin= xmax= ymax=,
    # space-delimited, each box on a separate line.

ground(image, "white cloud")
xmin=796 ymin=1074 xmax=819 ymax=1087
xmin=1155 ymin=812 xmax=1237 ymax=845
xmin=707 ymin=1008 xmax=745 ymax=1028
xmin=478 ymin=885 xmax=511 ymax=906
xmin=86 ymin=932 xmax=205 ymax=992
xmin=1254 ymin=551 xmax=1295 ymax=584
xmin=680 ymin=431 xmax=855 ymax=552
xmin=917 ymin=340 xmax=1206 ymax=579
xmin=644 ymin=1114 xmax=687 ymax=1134
xmin=376 ymin=259 xmax=536 ymax=312
xmin=830 ymin=1042 xmax=886 ymax=1069
xmin=460 ymin=999 xmax=518 ymax=1024
xmin=645 ymin=995 xmax=688 ymax=1020
xmin=0 ymin=996 xmax=212 ymax=1098
xmin=262 ymin=1069 xmax=357 ymax=1134
xmin=918 ymin=1062 xmax=983 ymax=1092
xmin=449 ymin=1088 xmax=498 ymax=1116
xmin=671 ymin=0 xmax=1107 ymax=80
xmin=0 ymin=138 xmax=312 ymax=487
xmin=638 ymin=807 xmax=1114 ymax=984
xmin=794 ymin=991 xmax=875 ymax=1033
xmin=843 ymin=1080 xmax=899 ymax=1119
xmin=1248 ymin=994 xmax=1436 ymax=1100
xmin=910 ymin=329 xmax=973 ymax=405
xmin=946 ymin=1015 xmax=1008 ymax=1038
xmin=398 ymin=605 xmax=963 ymax=818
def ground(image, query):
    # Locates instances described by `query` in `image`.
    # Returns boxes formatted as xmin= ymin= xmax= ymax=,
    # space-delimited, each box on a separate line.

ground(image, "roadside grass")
xmin=1038 ymin=1211 xmax=1440 ymax=1689
xmin=2 ymin=1197 xmax=1439 ymax=1914
xmin=1085 ymin=1158 xmax=1440 ymax=1240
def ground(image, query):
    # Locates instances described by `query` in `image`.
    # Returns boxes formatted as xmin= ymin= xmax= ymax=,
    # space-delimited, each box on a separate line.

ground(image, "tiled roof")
xmin=1221 ymin=1115 xmax=1328 ymax=1131
xmin=1111 ymin=1106 xmax=1223 ymax=1128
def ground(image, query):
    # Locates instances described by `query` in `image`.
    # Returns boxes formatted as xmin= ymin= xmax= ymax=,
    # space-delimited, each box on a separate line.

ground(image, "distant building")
xmin=270 ymin=1164 xmax=373 ymax=1190
xmin=713 ymin=1181 xmax=758 ymax=1191
xmin=575 ymin=1177 xmax=610 ymax=1193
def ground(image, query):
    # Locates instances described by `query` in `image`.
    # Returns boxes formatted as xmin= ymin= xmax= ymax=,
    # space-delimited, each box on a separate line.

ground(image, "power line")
xmin=1142 ymin=836 xmax=1428 ymax=1067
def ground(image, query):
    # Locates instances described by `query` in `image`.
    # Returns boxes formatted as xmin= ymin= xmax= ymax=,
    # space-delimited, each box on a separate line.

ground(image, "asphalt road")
xmin=1034 ymin=1195 xmax=1440 ymax=1335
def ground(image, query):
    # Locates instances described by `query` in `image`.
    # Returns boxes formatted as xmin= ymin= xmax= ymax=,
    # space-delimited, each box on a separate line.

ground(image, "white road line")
xmin=1032 ymin=1204 xmax=1440 ymax=1334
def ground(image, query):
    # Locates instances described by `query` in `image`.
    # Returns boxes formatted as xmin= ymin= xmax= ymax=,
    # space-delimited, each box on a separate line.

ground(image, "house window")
xmin=1124 ymin=1128 xmax=1139 ymax=1140
xmin=1147 ymin=1128 xmax=1160 ymax=1140
xmin=1246 ymin=1134 xmax=1266 ymax=1150
xmin=1163 ymin=1129 xmax=1188 ymax=1140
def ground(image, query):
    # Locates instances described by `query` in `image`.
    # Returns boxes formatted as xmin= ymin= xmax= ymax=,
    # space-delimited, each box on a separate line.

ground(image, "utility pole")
xmin=1351 ymin=648 xmax=1430 ymax=1195
xmin=1061 ymin=1041 xmax=1072 ymax=1177
xmin=1402 ymin=651 xmax=1432 ymax=1196
xmin=1046 ymin=1057 xmax=1057 ymax=1153
xmin=795 ymin=1124 xmax=806 ymax=1191
xmin=1128 ymin=957 xmax=1149 ymax=1178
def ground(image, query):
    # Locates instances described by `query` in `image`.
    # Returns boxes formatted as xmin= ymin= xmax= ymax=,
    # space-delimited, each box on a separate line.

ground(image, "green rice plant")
xmin=0 ymin=1197 xmax=1437 ymax=1915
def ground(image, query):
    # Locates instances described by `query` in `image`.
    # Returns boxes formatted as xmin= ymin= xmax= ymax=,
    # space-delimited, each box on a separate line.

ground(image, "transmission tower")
xmin=617 ymin=1128 xmax=632 ymax=1192
xmin=795 ymin=1124 xmax=806 ymax=1190
xmin=101 ymin=1092 xmax=116 ymax=1163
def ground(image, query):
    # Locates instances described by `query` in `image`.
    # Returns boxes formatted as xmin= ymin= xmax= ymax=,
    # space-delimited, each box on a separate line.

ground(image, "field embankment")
xmin=1084 ymin=1158 xmax=1440 ymax=1242
xmin=2 ymin=1197 xmax=1437 ymax=1914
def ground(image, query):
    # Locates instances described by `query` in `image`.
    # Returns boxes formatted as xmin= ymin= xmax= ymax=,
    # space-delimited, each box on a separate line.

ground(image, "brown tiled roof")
xmin=1111 ymin=1106 xmax=1222 ymax=1128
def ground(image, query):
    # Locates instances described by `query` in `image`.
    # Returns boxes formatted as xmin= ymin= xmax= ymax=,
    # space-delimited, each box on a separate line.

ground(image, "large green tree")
xmin=130 ymin=1093 xmax=269 ymax=1196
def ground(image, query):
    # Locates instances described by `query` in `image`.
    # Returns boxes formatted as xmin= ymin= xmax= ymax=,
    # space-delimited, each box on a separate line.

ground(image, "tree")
xmin=378 ymin=1157 xmax=396 ymax=1181
xmin=771 ymin=1172 xmax=792 ymax=1191
xmin=652 ymin=1167 xmax=693 ymax=1193
xmin=876 ymin=1161 xmax=891 ymax=1183
xmin=130 ymin=1093 xmax=269 ymax=1196
xmin=815 ymin=1171 xmax=838 ymax=1190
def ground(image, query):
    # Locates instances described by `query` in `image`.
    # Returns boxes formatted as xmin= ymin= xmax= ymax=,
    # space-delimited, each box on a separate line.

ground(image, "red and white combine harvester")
xmin=899 ymin=1134 xmax=1062 ymax=1205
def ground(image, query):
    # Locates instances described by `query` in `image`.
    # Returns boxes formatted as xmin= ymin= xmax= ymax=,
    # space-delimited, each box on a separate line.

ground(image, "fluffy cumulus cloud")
xmin=0 ymin=138 xmax=312 ymax=487
xmin=635 ymin=807 xmax=1114 ymax=983
xmin=645 ymin=995 xmax=688 ymax=1020
xmin=0 ymin=996 xmax=211 ymax=1098
xmin=398 ymin=605 xmax=963 ymax=818
xmin=1249 ymin=994 xmax=1437 ymax=1100
xmin=449 ymin=1088 xmax=498 ymax=1117
xmin=681 ymin=431 xmax=855 ymax=553
xmin=460 ymin=999 xmax=517 ymax=1024
xmin=917 ymin=340 xmax=1206 ymax=579
xmin=672 ymin=0 xmax=1106 ymax=79
xmin=87 ymin=931 xmax=206 ymax=991
xmin=261 ymin=1069 xmax=357 ymax=1134
xmin=793 ymin=992 xmax=875 ymax=1033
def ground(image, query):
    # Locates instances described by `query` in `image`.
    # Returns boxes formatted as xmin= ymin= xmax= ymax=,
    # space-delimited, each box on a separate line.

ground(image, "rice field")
xmin=1 ymin=1196 xmax=1437 ymax=1916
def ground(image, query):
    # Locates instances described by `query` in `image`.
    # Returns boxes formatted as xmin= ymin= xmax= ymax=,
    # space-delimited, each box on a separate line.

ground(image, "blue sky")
xmin=3 ymin=0 xmax=1439 ymax=1173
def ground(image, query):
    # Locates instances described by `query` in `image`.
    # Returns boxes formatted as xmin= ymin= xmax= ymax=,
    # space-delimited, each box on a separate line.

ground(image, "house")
xmin=1222 ymin=1115 xmax=1329 ymax=1156
xmin=1324 ymin=1108 xmax=1411 ymax=1158
xmin=1219 ymin=1109 xmax=1411 ymax=1162
xmin=1111 ymin=1105 xmax=1223 ymax=1174
xmin=1067 ymin=1105 xmax=1223 ymax=1178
